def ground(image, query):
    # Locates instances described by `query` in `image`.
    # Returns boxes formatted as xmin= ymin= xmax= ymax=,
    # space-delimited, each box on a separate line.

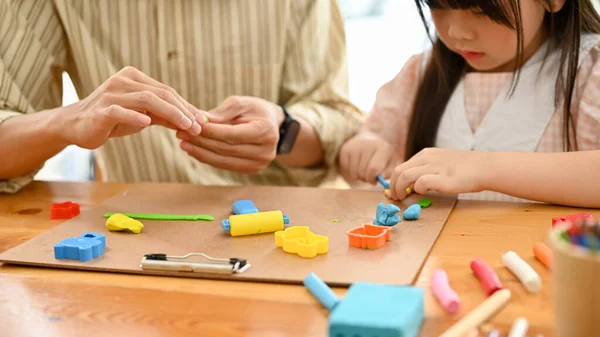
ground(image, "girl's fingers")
xmin=357 ymin=148 xmax=376 ymax=182
xmin=366 ymin=147 xmax=394 ymax=184
xmin=390 ymin=164 xmax=438 ymax=200
xmin=414 ymin=174 xmax=443 ymax=195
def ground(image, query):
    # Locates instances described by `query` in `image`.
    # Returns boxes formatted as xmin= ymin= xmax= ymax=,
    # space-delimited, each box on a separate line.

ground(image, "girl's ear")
xmin=543 ymin=0 xmax=566 ymax=13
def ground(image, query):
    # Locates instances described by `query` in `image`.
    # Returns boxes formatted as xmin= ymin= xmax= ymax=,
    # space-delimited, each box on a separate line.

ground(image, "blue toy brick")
xmin=80 ymin=232 xmax=106 ymax=249
xmin=329 ymin=283 xmax=424 ymax=337
xmin=54 ymin=237 xmax=105 ymax=262
xmin=232 ymin=200 xmax=260 ymax=215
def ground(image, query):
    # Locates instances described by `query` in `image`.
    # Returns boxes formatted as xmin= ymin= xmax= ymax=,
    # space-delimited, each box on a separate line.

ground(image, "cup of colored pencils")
xmin=549 ymin=216 xmax=600 ymax=337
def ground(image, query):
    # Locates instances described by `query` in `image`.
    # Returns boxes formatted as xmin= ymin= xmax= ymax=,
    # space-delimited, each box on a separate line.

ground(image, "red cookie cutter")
xmin=50 ymin=201 xmax=80 ymax=219
xmin=552 ymin=213 xmax=595 ymax=229
xmin=346 ymin=224 xmax=391 ymax=250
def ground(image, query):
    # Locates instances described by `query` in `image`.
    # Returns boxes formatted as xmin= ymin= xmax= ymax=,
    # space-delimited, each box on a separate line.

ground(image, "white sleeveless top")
xmin=431 ymin=34 xmax=600 ymax=202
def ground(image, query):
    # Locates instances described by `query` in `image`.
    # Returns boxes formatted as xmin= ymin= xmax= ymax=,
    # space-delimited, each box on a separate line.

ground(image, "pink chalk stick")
xmin=432 ymin=269 xmax=461 ymax=314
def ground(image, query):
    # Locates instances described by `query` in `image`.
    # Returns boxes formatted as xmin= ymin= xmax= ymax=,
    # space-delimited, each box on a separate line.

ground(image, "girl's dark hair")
xmin=406 ymin=0 xmax=600 ymax=159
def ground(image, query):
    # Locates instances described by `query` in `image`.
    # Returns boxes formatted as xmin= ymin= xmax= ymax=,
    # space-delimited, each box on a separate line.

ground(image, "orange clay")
xmin=533 ymin=242 xmax=552 ymax=270
xmin=346 ymin=224 xmax=392 ymax=250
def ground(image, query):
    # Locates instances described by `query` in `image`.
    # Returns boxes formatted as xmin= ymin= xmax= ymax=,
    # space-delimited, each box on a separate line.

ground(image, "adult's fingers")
xmin=206 ymin=96 xmax=251 ymax=124
xmin=118 ymin=78 xmax=202 ymax=135
xmin=180 ymin=141 xmax=266 ymax=175
xmin=199 ymin=120 xmax=277 ymax=146
xmin=110 ymin=91 xmax=200 ymax=134
xmin=116 ymin=67 xmax=208 ymax=125
xmin=102 ymin=105 xmax=151 ymax=128
xmin=176 ymin=131 xmax=272 ymax=160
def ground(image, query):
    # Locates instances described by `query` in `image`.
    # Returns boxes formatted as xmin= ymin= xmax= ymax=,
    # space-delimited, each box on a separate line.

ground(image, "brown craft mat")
xmin=0 ymin=183 xmax=457 ymax=286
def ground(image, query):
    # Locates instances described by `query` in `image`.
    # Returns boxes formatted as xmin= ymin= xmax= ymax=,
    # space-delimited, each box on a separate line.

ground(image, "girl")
xmin=339 ymin=0 xmax=600 ymax=208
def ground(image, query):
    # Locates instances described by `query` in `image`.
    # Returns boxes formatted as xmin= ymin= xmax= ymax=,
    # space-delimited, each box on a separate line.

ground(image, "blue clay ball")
xmin=403 ymin=204 xmax=422 ymax=220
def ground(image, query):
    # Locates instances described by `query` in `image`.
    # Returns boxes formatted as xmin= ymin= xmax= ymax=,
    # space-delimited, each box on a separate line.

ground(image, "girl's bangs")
xmin=417 ymin=0 xmax=517 ymax=28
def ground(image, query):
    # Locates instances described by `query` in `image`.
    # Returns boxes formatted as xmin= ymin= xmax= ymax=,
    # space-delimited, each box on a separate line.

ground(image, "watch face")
xmin=278 ymin=120 xmax=301 ymax=154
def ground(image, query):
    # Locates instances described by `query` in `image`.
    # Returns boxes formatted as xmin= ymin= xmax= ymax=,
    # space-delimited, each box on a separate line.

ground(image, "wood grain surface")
xmin=1 ymin=181 xmax=590 ymax=337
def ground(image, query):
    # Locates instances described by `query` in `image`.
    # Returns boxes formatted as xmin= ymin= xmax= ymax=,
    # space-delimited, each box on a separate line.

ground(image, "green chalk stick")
xmin=104 ymin=212 xmax=214 ymax=221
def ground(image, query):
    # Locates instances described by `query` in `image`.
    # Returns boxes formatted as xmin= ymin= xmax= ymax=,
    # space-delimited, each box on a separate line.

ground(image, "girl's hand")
xmin=387 ymin=148 xmax=491 ymax=200
xmin=339 ymin=131 xmax=398 ymax=185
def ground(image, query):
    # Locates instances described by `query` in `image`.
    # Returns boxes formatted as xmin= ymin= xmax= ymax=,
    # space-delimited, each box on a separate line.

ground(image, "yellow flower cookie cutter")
xmin=274 ymin=226 xmax=328 ymax=258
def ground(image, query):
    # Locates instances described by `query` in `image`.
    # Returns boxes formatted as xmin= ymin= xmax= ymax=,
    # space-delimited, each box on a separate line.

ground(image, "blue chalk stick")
xmin=303 ymin=272 xmax=339 ymax=312
xmin=329 ymin=283 xmax=424 ymax=337
xmin=54 ymin=237 xmax=104 ymax=262
xmin=376 ymin=175 xmax=390 ymax=189
xmin=403 ymin=204 xmax=422 ymax=221
xmin=283 ymin=214 xmax=290 ymax=225
xmin=232 ymin=200 xmax=260 ymax=215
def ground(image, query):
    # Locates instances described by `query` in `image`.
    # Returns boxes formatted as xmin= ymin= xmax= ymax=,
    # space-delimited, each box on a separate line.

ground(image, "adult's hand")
xmin=176 ymin=96 xmax=284 ymax=174
xmin=63 ymin=66 xmax=205 ymax=149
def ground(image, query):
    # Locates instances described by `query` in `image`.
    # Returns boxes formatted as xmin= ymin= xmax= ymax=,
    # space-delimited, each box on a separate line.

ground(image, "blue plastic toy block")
xmin=80 ymin=232 xmax=106 ymax=249
xmin=232 ymin=200 xmax=260 ymax=215
xmin=329 ymin=283 xmax=424 ymax=337
xmin=303 ymin=273 xmax=424 ymax=337
xmin=54 ymin=232 xmax=106 ymax=262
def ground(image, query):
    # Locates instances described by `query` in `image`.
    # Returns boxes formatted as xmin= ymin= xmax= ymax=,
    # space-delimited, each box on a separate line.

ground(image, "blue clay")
xmin=403 ymin=204 xmax=422 ymax=221
xmin=374 ymin=203 xmax=401 ymax=226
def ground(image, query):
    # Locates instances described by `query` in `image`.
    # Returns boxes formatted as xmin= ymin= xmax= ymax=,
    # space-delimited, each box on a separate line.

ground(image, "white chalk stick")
xmin=502 ymin=251 xmax=542 ymax=293
xmin=439 ymin=289 xmax=511 ymax=337
xmin=507 ymin=317 xmax=529 ymax=337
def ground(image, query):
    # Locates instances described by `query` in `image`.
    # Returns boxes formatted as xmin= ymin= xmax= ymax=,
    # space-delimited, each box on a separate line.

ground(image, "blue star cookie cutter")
xmin=373 ymin=203 xmax=401 ymax=226
xmin=54 ymin=232 xmax=106 ymax=262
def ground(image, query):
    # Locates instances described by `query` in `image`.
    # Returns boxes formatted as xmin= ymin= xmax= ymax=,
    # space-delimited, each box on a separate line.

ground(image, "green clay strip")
xmin=104 ymin=212 xmax=214 ymax=221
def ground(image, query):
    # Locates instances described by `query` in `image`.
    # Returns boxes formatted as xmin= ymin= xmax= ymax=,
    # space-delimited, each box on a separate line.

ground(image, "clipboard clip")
xmin=140 ymin=253 xmax=251 ymax=275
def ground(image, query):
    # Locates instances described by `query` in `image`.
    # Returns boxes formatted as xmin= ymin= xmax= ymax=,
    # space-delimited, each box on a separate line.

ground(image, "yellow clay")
xmin=384 ymin=188 xmax=412 ymax=197
xmin=106 ymin=213 xmax=144 ymax=234
xmin=274 ymin=226 xmax=328 ymax=258
xmin=229 ymin=210 xmax=284 ymax=236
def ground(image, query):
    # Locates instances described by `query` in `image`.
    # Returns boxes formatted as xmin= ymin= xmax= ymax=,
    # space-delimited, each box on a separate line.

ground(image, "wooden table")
xmin=0 ymin=181 xmax=578 ymax=337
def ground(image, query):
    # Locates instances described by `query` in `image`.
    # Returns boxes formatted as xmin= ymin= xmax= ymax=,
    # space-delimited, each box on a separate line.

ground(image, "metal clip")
xmin=140 ymin=253 xmax=251 ymax=274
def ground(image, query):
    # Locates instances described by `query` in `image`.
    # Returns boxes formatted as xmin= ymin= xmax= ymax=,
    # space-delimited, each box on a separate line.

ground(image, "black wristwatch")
xmin=276 ymin=104 xmax=300 ymax=154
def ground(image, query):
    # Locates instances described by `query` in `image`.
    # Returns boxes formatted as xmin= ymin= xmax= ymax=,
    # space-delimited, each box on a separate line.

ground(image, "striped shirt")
xmin=365 ymin=36 xmax=600 ymax=202
xmin=0 ymin=0 xmax=363 ymax=193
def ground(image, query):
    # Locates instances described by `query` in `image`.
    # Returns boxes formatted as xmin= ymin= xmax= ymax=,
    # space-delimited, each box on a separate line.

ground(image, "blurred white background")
xmin=34 ymin=0 xmax=430 ymax=182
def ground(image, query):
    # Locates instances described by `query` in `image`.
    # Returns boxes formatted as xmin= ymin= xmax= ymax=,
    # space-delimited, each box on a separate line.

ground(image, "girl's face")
xmin=430 ymin=0 xmax=550 ymax=72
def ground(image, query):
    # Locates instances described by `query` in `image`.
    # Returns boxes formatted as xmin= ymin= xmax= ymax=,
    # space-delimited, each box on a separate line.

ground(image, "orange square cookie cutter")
xmin=346 ymin=224 xmax=391 ymax=250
